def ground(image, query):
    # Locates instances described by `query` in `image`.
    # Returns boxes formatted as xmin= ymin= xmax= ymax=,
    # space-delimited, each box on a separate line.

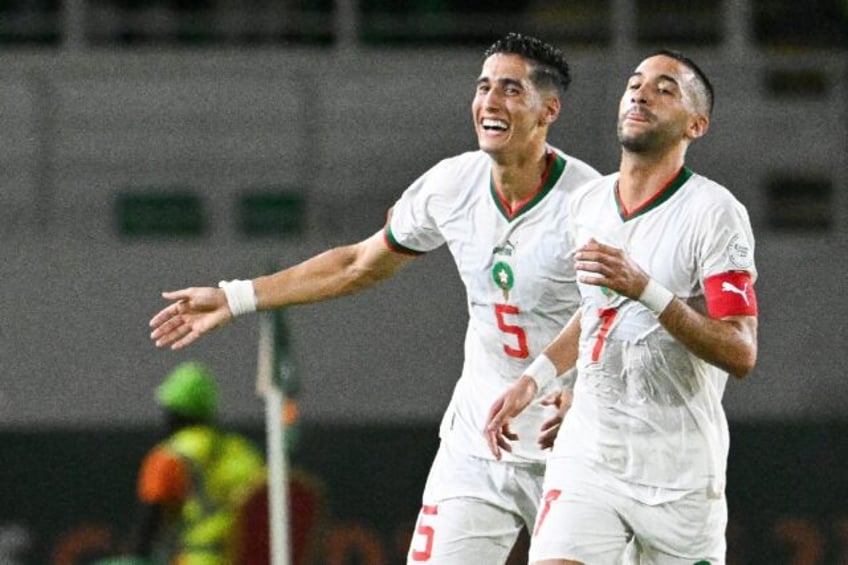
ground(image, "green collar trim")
xmin=616 ymin=167 xmax=692 ymax=221
xmin=491 ymin=152 xmax=566 ymax=221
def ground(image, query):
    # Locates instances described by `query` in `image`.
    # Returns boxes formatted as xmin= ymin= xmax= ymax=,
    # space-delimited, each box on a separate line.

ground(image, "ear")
xmin=541 ymin=95 xmax=561 ymax=126
xmin=686 ymin=113 xmax=709 ymax=140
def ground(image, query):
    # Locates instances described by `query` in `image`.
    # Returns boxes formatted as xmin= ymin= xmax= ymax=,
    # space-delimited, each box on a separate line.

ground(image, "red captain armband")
xmin=704 ymin=271 xmax=758 ymax=318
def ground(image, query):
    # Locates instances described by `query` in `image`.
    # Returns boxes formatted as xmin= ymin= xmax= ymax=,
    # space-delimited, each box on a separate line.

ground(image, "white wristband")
xmin=524 ymin=353 xmax=558 ymax=390
xmin=218 ymin=279 xmax=257 ymax=317
xmin=639 ymin=278 xmax=674 ymax=316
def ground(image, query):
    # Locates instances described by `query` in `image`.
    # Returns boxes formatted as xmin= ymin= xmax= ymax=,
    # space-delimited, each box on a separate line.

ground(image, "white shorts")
xmin=529 ymin=457 xmax=727 ymax=565
xmin=407 ymin=441 xmax=546 ymax=565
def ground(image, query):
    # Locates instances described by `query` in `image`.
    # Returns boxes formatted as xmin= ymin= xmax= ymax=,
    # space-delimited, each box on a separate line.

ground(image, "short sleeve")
xmin=384 ymin=164 xmax=450 ymax=254
xmin=697 ymin=196 xmax=757 ymax=284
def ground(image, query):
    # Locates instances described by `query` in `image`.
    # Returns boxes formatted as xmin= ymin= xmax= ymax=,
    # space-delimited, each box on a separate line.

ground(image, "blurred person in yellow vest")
xmin=129 ymin=361 xmax=267 ymax=565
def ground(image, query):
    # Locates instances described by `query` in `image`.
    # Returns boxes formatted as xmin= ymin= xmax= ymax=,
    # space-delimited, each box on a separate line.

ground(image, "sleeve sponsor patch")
xmin=704 ymin=271 xmax=758 ymax=318
xmin=726 ymin=233 xmax=753 ymax=269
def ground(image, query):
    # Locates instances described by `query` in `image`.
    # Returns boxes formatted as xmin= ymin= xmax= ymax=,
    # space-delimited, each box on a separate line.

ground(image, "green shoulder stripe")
xmin=383 ymin=225 xmax=425 ymax=256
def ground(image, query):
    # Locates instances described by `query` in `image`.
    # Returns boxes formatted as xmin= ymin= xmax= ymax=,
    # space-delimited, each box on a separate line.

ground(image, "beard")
xmin=617 ymin=119 xmax=677 ymax=154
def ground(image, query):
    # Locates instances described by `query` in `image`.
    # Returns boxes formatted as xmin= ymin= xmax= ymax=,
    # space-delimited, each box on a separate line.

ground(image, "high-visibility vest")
xmin=164 ymin=425 xmax=266 ymax=565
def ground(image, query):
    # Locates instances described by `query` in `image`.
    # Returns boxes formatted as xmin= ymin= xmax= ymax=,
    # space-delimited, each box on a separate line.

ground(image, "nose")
xmin=630 ymin=84 xmax=650 ymax=104
xmin=482 ymin=88 xmax=502 ymax=107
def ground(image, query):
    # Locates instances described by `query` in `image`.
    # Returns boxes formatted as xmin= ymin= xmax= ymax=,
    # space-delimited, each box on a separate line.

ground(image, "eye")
xmin=657 ymin=83 xmax=677 ymax=95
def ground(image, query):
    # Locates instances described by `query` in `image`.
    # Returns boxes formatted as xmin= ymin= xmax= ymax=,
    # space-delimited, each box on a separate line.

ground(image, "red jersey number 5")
xmin=495 ymin=304 xmax=529 ymax=359
xmin=411 ymin=505 xmax=437 ymax=561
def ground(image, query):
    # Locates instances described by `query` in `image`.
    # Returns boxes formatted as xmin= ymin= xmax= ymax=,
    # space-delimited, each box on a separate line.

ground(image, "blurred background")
xmin=0 ymin=0 xmax=845 ymax=563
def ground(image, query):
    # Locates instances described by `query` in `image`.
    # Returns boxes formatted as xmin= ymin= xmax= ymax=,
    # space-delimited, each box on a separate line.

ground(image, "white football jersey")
xmin=556 ymin=168 xmax=757 ymax=499
xmin=386 ymin=147 xmax=600 ymax=462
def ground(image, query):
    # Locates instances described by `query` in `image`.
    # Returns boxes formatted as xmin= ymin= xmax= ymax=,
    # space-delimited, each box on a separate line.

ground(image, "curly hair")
xmin=483 ymin=32 xmax=572 ymax=97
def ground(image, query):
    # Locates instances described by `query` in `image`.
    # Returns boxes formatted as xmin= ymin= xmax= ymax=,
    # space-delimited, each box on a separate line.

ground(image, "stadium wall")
xmin=0 ymin=50 xmax=844 ymax=427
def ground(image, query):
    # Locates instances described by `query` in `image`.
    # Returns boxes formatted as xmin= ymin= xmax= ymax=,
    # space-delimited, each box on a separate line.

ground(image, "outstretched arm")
xmin=485 ymin=310 xmax=581 ymax=459
xmin=575 ymin=238 xmax=758 ymax=378
xmin=150 ymin=230 xmax=417 ymax=350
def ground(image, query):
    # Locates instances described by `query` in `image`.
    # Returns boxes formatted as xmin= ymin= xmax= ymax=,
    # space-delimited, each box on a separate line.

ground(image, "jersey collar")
xmin=490 ymin=151 xmax=566 ymax=221
xmin=615 ymin=166 xmax=692 ymax=221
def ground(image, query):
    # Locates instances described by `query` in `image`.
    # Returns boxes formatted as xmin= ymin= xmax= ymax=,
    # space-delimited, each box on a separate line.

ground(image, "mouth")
xmin=481 ymin=118 xmax=509 ymax=132
xmin=623 ymin=107 xmax=652 ymax=123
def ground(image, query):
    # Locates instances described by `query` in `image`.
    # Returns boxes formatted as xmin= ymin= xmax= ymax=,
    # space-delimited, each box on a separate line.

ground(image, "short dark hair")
xmin=652 ymin=48 xmax=714 ymax=116
xmin=484 ymin=32 xmax=572 ymax=97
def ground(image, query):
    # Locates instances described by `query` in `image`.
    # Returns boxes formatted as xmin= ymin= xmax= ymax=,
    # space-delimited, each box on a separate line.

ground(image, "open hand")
xmin=484 ymin=376 xmax=538 ymax=460
xmin=149 ymin=287 xmax=232 ymax=350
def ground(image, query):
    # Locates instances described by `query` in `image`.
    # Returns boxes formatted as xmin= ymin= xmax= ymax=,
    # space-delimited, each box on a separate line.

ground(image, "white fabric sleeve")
xmin=696 ymin=193 xmax=757 ymax=283
xmin=386 ymin=164 xmax=450 ymax=253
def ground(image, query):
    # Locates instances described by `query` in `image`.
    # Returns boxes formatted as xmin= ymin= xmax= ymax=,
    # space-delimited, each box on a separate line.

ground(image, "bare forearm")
xmin=573 ymin=239 xmax=758 ymax=379
xmin=659 ymin=299 xmax=758 ymax=379
xmin=542 ymin=310 xmax=581 ymax=374
xmin=254 ymin=247 xmax=373 ymax=308
xmin=253 ymin=233 xmax=413 ymax=310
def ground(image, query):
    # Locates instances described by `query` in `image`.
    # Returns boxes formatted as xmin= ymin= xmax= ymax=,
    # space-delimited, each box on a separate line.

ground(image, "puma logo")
xmin=721 ymin=281 xmax=749 ymax=304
